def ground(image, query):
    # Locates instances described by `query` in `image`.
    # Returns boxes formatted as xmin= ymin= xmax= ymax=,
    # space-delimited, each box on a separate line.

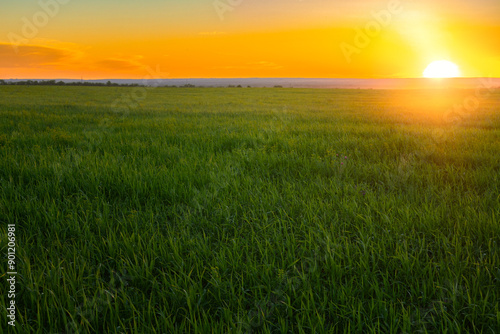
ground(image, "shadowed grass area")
xmin=0 ymin=86 xmax=499 ymax=333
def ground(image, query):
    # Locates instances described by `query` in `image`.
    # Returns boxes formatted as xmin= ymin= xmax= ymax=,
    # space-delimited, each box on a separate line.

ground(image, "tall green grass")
xmin=1 ymin=86 xmax=499 ymax=333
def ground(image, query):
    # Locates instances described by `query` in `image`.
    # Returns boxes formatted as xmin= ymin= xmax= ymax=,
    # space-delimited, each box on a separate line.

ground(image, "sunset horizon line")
xmin=2 ymin=76 xmax=499 ymax=81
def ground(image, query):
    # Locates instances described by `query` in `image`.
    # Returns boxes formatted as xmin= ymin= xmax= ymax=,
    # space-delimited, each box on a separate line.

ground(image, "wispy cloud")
xmin=211 ymin=60 xmax=283 ymax=71
xmin=94 ymin=58 xmax=145 ymax=72
xmin=0 ymin=43 xmax=72 ymax=68
xmin=0 ymin=41 xmax=149 ymax=78
xmin=198 ymin=31 xmax=227 ymax=36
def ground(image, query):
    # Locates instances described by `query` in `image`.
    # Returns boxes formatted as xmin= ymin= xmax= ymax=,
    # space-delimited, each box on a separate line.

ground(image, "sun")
xmin=423 ymin=60 xmax=461 ymax=78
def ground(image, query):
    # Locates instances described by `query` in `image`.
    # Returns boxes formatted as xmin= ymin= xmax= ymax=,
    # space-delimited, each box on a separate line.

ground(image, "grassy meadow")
xmin=1 ymin=85 xmax=499 ymax=333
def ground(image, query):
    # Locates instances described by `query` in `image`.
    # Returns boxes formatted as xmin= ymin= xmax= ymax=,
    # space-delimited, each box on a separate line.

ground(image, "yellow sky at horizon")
xmin=1 ymin=0 xmax=499 ymax=79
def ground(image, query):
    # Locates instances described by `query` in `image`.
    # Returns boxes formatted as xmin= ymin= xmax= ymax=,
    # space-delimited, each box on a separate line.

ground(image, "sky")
xmin=1 ymin=0 xmax=499 ymax=79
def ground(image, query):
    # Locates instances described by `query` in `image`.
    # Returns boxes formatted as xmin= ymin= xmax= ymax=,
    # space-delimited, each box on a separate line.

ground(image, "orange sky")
xmin=1 ymin=0 xmax=499 ymax=79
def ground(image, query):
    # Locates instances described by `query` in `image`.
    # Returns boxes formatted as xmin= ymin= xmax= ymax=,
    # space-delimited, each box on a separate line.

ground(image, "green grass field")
xmin=1 ymin=86 xmax=499 ymax=333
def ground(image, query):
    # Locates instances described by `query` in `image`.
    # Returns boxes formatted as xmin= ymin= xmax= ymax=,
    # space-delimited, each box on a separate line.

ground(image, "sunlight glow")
xmin=423 ymin=60 xmax=461 ymax=78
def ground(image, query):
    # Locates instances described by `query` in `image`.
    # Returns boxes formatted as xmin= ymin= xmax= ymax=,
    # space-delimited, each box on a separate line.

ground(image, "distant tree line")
xmin=0 ymin=80 xmax=288 ymax=88
xmin=0 ymin=80 xmax=143 ymax=87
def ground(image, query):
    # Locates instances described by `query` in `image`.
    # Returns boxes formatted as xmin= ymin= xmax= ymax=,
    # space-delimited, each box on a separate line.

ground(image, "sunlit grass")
xmin=0 ymin=86 xmax=499 ymax=333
